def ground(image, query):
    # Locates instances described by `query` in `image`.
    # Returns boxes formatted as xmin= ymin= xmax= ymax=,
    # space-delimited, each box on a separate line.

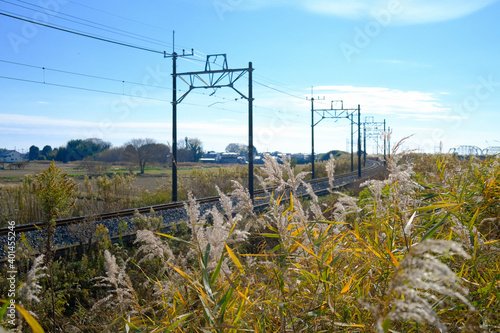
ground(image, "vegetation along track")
xmin=0 ymin=159 xmax=384 ymax=258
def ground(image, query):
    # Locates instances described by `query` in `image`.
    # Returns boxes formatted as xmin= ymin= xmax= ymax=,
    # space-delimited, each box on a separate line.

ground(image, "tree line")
xmin=26 ymin=138 xmax=260 ymax=174
xmin=27 ymin=137 xmax=204 ymax=174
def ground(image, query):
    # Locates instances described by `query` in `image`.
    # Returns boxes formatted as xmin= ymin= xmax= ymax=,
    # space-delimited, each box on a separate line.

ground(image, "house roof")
xmin=0 ymin=150 xmax=22 ymax=157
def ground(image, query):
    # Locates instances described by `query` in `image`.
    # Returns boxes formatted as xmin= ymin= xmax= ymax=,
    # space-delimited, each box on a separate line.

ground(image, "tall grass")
xmin=2 ymin=152 xmax=499 ymax=332
xmin=137 ymin=166 xmax=249 ymax=205
xmin=0 ymin=165 xmax=250 ymax=226
xmin=0 ymin=175 xmax=42 ymax=226
xmin=295 ymin=153 xmax=360 ymax=179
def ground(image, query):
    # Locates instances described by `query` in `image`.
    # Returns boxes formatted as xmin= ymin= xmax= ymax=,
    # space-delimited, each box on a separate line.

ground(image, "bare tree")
xmin=178 ymin=137 xmax=204 ymax=162
xmin=123 ymin=138 xmax=161 ymax=174
xmin=225 ymin=143 xmax=246 ymax=154
xmin=225 ymin=143 xmax=258 ymax=158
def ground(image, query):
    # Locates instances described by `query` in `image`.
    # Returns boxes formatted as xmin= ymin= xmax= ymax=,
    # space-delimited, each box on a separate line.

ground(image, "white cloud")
xmin=240 ymin=0 xmax=498 ymax=24
xmin=0 ymin=83 xmax=462 ymax=154
xmin=313 ymin=85 xmax=450 ymax=116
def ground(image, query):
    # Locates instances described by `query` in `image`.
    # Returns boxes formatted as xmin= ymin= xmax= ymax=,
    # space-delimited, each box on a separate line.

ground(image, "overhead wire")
xmin=2 ymin=5 xmax=311 ymax=108
xmin=8 ymin=0 xmax=328 ymax=110
xmin=0 ymin=74 xmax=171 ymax=103
xmin=254 ymin=81 xmax=305 ymax=101
xmin=0 ymin=5 xmax=215 ymax=76
xmin=0 ymin=70 xmax=306 ymax=124
xmin=0 ymin=4 xmax=315 ymax=124
xmin=0 ymin=58 xmax=252 ymax=105
xmin=1 ymin=0 xmax=171 ymax=49
xmin=68 ymin=0 xmax=177 ymax=43
xmin=67 ymin=0 xmax=205 ymax=52
xmin=0 ymin=11 xmax=167 ymax=55
xmin=0 ymin=59 xmax=172 ymax=90
xmin=6 ymin=0 xmax=214 ymax=66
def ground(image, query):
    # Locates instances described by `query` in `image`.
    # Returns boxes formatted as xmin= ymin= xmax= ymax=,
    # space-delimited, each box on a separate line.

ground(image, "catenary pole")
xmin=172 ymin=52 xmax=178 ymax=201
xmin=311 ymin=96 xmax=315 ymax=179
xmin=248 ymin=62 xmax=254 ymax=200
xmin=358 ymin=105 xmax=362 ymax=178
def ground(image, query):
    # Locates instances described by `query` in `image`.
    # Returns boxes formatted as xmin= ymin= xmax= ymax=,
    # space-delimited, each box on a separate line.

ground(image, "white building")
xmin=0 ymin=150 xmax=24 ymax=163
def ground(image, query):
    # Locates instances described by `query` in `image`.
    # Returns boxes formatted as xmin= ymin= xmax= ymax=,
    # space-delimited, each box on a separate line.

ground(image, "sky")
xmin=1 ymin=0 xmax=499 ymax=155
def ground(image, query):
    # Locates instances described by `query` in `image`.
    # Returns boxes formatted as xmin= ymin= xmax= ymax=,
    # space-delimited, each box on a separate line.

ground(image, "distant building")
xmin=220 ymin=152 xmax=245 ymax=164
xmin=0 ymin=150 xmax=24 ymax=163
xmin=291 ymin=153 xmax=311 ymax=164
xmin=253 ymin=154 xmax=265 ymax=164
xmin=200 ymin=151 xmax=221 ymax=164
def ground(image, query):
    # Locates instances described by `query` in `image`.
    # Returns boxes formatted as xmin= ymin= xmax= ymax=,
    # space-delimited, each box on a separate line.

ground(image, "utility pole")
xmin=172 ymin=53 xmax=254 ymax=200
xmin=309 ymin=99 xmax=362 ymax=177
xmin=350 ymin=113 xmax=354 ymax=172
xmin=307 ymin=89 xmax=324 ymax=179
xmin=388 ymin=126 xmax=391 ymax=159
xmin=364 ymin=117 xmax=386 ymax=158
xmin=165 ymin=31 xmax=194 ymax=202
xmin=363 ymin=122 xmax=367 ymax=167
xmin=383 ymin=119 xmax=386 ymax=165
xmin=172 ymin=52 xmax=178 ymax=201
xmin=311 ymin=95 xmax=315 ymax=179
xmin=248 ymin=62 xmax=254 ymax=200
xmin=357 ymin=105 xmax=361 ymax=178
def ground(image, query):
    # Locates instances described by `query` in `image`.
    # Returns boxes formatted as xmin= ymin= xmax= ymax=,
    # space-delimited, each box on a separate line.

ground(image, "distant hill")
xmin=320 ymin=150 xmax=348 ymax=161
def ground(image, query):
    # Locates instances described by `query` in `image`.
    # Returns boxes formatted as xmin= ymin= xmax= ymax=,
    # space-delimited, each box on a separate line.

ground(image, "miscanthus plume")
xmin=375 ymin=240 xmax=473 ymax=332
xmin=92 ymin=250 xmax=141 ymax=315
xmin=18 ymin=254 xmax=45 ymax=304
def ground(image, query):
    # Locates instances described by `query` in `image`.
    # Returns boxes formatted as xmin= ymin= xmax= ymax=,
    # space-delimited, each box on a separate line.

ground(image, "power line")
xmin=254 ymin=73 xmax=308 ymax=96
xmin=0 ymin=59 xmax=172 ymax=90
xmin=0 ymin=10 xmax=167 ymax=55
xmin=65 ymin=0 xmax=204 ymax=53
xmin=2 ymin=2 xmax=328 ymax=112
xmin=175 ymin=53 xmax=309 ymax=102
xmin=69 ymin=0 xmax=177 ymax=41
xmin=1 ymin=7 xmax=316 ymax=122
xmin=0 ymin=74 xmax=171 ymax=102
xmin=0 ymin=8 xmax=219 ymax=77
xmin=1 ymin=58 xmax=305 ymax=120
xmin=2 ymin=0 xmax=172 ymax=49
xmin=0 ymin=73 xmax=306 ymax=124
xmin=254 ymin=80 xmax=305 ymax=101
xmin=181 ymin=101 xmax=306 ymax=125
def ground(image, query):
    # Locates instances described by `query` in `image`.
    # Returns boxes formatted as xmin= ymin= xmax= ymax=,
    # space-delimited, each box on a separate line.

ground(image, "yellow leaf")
xmin=483 ymin=239 xmax=500 ymax=246
xmin=340 ymin=275 xmax=354 ymax=294
xmin=0 ymin=301 xmax=46 ymax=333
xmin=167 ymin=262 xmax=192 ymax=282
xmin=225 ymin=242 xmax=244 ymax=275
xmin=385 ymin=244 xmax=400 ymax=268
xmin=293 ymin=240 xmax=318 ymax=259
xmin=276 ymin=191 xmax=285 ymax=205
xmin=0 ymin=301 xmax=44 ymax=333
xmin=349 ymin=232 xmax=383 ymax=259
xmin=17 ymin=305 xmax=44 ymax=332
xmin=228 ymin=218 xmax=239 ymax=237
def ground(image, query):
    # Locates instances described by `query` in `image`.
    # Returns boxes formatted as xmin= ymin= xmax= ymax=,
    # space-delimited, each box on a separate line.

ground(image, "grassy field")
xmin=0 ymin=160 xmax=223 ymax=191
xmin=0 ymin=160 xmax=254 ymax=226
xmin=0 ymin=155 xmax=367 ymax=227
xmin=1 ymin=152 xmax=499 ymax=332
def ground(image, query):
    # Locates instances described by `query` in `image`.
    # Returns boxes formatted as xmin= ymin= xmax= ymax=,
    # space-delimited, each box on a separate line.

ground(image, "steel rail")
xmin=0 ymin=159 xmax=384 ymax=236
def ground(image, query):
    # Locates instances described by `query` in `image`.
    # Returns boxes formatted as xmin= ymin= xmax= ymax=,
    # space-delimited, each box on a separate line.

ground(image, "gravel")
xmin=0 ymin=159 xmax=382 ymax=260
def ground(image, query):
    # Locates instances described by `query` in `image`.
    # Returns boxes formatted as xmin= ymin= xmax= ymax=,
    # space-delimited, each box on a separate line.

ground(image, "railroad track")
xmin=0 ymin=159 xmax=385 ymax=260
xmin=0 ymin=159 xmax=384 ymax=238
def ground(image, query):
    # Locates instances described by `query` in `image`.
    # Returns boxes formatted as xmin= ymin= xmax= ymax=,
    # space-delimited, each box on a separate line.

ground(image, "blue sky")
xmin=1 ymin=0 xmax=499 ymax=155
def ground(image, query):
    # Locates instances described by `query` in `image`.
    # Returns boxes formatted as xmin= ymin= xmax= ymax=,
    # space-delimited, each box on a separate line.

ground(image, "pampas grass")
xmin=3 ymin=145 xmax=499 ymax=332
